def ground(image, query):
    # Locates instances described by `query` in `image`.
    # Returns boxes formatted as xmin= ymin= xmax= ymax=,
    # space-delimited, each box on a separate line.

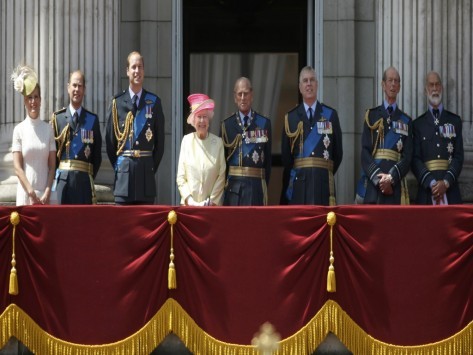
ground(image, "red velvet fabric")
xmin=0 ymin=205 xmax=471 ymax=346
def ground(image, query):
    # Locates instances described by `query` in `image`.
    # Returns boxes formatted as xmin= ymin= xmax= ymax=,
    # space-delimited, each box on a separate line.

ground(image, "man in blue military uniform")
xmin=51 ymin=70 xmax=102 ymax=204
xmin=412 ymin=71 xmax=463 ymax=204
xmin=281 ymin=66 xmax=343 ymax=206
xmin=105 ymin=51 xmax=165 ymax=205
xmin=221 ymin=77 xmax=271 ymax=205
xmin=360 ymin=66 xmax=412 ymax=205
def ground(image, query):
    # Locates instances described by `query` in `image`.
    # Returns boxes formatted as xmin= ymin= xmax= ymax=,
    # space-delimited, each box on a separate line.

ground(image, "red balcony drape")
xmin=0 ymin=205 xmax=471 ymax=354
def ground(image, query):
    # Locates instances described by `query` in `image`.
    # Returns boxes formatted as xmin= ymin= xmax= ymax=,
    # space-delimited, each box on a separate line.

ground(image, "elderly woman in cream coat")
xmin=177 ymin=93 xmax=226 ymax=206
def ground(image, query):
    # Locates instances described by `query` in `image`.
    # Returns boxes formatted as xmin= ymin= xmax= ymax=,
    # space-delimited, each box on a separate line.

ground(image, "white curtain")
xmin=190 ymin=53 xmax=290 ymax=137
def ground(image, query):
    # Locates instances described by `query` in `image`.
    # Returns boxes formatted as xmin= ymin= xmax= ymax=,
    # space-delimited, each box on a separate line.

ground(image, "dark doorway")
xmin=183 ymin=0 xmax=308 ymax=204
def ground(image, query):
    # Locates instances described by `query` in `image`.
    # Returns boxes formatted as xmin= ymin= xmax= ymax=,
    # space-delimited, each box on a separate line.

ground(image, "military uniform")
xmin=281 ymin=102 xmax=343 ymax=206
xmin=51 ymin=106 xmax=102 ymax=204
xmin=412 ymin=107 xmax=463 ymax=204
xmin=221 ymin=111 xmax=271 ymax=206
xmin=105 ymin=89 xmax=165 ymax=204
xmin=360 ymin=104 xmax=412 ymax=205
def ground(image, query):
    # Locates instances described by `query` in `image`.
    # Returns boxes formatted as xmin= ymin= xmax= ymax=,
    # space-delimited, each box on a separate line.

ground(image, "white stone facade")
xmin=0 ymin=0 xmax=471 ymax=204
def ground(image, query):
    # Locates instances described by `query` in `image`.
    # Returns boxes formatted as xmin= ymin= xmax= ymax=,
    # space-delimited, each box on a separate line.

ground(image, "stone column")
xmin=0 ymin=0 xmax=119 ymax=203
xmin=323 ymin=0 xmax=357 ymax=204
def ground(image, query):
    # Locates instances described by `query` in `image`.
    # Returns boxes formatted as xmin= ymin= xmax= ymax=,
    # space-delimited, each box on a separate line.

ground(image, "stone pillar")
xmin=323 ymin=0 xmax=357 ymax=204
xmin=0 ymin=0 xmax=120 ymax=203
xmin=354 ymin=0 xmax=377 ymax=201
xmin=376 ymin=0 xmax=473 ymax=202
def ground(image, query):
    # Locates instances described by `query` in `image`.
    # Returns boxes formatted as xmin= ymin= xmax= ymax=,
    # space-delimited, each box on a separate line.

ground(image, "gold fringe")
xmin=0 ymin=300 xmax=471 ymax=354
xmin=279 ymin=300 xmax=473 ymax=355
xmin=401 ymin=177 xmax=410 ymax=205
xmin=326 ymin=212 xmax=336 ymax=293
xmin=168 ymin=210 xmax=178 ymax=289
xmin=9 ymin=212 xmax=20 ymax=295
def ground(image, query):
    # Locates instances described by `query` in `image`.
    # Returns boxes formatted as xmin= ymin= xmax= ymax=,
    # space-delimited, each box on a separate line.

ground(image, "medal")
xmin=397 ymin=138 xmax=403 ymax=152
xmin=84 ymin=145 xmax=91 ymax=159
xmin=145 ymin=127 xmax=153 ymax=142
xmin=145 ymin=105 xmax=153 ymax=119
xmin=252 ymin=150 xmax=260 ymax=164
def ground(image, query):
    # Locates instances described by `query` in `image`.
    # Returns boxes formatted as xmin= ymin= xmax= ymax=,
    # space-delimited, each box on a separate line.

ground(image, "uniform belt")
xmin=121 ymin=150 xmax=153 ymax=158
xmin=374 ymin=149 xmax=400 ymax=162
xmin=294 ymin=157 xmax=334 ymax=172
xmin=228 ymin=166 xmax=265 ymax=179
xmin=59 ymin=160 xmax=93 ymax=175
xmin=425 ymin=159 xmax=449 ymax=171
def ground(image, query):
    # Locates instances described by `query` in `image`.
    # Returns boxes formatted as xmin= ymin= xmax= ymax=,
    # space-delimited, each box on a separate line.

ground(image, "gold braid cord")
xmin=221 ymin=122 xmax=243 ymax=165
xmin=168 ymin=210 xmax=177 ymax=289
xmin=112 ymin=99 xmax=135 ymax=155
xmin=284 ymin=114 xmax=304 ymax=156
xmin=0 ymin=299 xmax=470 ymax=354
xmin=364 ymin=110 xmax=384 ymax=157
xmin=51 ymin=113 xmax=71 ymax=159
xmin=9 ymin=212 xmax=20 ymax=295
xmin=326 ymin=212 xmax=336 ymax=292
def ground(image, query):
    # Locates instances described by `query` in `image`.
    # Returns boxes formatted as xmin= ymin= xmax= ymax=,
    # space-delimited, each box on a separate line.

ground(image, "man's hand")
xmin=377 ymin=173 xmax=394 ymax=195
xmin=431 ymin=180 xmax=447 ymax=203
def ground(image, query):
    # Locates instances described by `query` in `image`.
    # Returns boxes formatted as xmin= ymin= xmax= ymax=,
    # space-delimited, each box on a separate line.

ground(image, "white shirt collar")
xmin=69 ymin=104 xmax=82 ymax=117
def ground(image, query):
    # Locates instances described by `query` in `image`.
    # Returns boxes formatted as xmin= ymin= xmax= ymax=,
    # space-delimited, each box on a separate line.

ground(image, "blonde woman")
xmin=11 ymin=65 xmax=56 ymax=205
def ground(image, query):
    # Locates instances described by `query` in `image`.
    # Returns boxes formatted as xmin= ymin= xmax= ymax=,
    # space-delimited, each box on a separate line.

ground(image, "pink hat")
xmin=187 ymin=93 xmax=215 ymax=125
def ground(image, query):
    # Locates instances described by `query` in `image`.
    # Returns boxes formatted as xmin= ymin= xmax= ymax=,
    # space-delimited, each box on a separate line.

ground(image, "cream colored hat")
xmin=11 ymin=64 xmax=38 ymax=96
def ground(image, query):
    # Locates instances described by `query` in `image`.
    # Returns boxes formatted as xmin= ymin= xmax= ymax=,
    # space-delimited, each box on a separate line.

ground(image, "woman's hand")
xmin=39 ymin=187 xmax=51 ymax=205
xmin=28 ymin=189 xmax=41 ymax=204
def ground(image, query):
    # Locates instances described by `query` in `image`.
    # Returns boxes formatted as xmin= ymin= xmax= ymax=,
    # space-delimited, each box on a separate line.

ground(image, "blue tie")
xmin=132 ymin=95 xmax=138 ymax=115
xmin=243 ymin=115 xmax=249 ymax=128
xmin=308 ymin=107 xmax=314 ymax=126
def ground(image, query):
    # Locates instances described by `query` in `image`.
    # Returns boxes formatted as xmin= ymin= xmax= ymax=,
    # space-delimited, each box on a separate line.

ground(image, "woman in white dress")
xmin=177 ymin=93 xmax=226 ymax=206
xmin=11 ymin=65 xmax=57 ymax=206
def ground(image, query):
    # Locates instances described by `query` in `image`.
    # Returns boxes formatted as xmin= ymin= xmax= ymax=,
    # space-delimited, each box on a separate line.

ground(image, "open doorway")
xmin=183 ymin=0 xmax=307 ymax=204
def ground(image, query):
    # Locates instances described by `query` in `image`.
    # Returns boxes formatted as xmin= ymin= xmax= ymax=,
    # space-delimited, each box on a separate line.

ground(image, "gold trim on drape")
xmin=1 ymin=300 xmax=471 ymax=354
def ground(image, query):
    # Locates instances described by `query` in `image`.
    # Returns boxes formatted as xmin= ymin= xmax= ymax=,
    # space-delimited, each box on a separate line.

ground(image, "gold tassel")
xmin=168 ymin=210 xmax=178 ymax=289
xmin=326 ymin=212 xmax=336 ymax=293
xmin=9 ymin=211 xmax=20 ymax=295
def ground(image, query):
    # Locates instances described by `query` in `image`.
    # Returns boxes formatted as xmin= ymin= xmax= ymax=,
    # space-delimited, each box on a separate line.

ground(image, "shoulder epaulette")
xmin=82 ymin=108 xmax=98 ymax=117
xmin=368 ymin=105 xmax=380 ymax=112
xmin=113 ymin=90 xmax=127 ymax=99
xmin=416 ymin=111 xmax=428 ymax=120
xmin=444 ymin=109 xmax=461 ymax=119
xmin=399 ymin=110 xmax=412 ymax=120
xmin=253 ymin=111 xmax=270 ymax=120
xmin=223 ymin=113 xmax=237 ymax=122
xmin=287 ymin=105 xmax=299 ymax=114
xmin=320 ymin=103 xmax=336 ymax=111
xmin=53 ymin=107 xmax=67 ymax=115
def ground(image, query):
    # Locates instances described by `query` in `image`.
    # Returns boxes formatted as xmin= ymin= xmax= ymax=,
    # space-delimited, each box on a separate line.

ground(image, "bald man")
xmin=220 ymin=77 xmax=272 ymax=205
xmin=359 ymin=66 xmax=412 ymax=205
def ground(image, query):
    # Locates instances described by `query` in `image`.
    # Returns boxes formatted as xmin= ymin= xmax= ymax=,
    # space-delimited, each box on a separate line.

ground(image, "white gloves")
xmin=186 ymin=196 xmax=210 ymax=206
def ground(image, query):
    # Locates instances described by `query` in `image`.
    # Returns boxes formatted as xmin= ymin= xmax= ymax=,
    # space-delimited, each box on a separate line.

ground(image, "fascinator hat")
xmin=11 ymin=64 xmax=38 ymax=96
xmin=187 ymin=93 xmax=215 ymax=125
